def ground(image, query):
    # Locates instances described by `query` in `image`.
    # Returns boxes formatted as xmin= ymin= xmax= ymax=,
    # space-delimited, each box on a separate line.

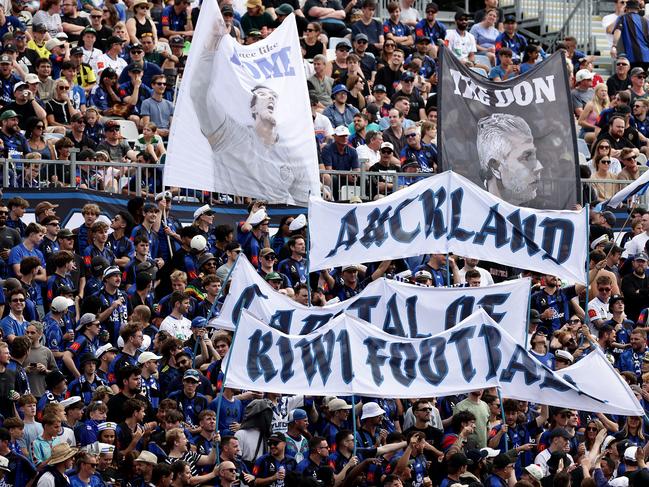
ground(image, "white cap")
xmin=155 ymin=190 xmax=172 ymax=201
xmin=601 ymin=435 xmax=616 ymax=453
xmin=524 ymin=464 xmax=543 ymax=481
xmin=575 ymin=69 xmax=594 ymax=82
xmin=608 ymin=478 xmax=630 ymax=487
xmin=555 ymin=349 xmax=574 ymax=363
xmin=289 ymin=214 xmax=307 ymax=232
xmin=481 ymin=447 xmax=500 ymax=458
xmin=0 ymin=455 xmax=10 ymax=472
xmin=138 ymin=351 xmax=162 ymax=364
xmin=380 ymin=141 xmax=394 ymax=151
xmin=190 ymin=235 xmax=207 ymax=251
xmin=334 ymin=125 xmax=350 ymax=136
xmin=59 ymin=396 xmax=83 ymax=409
xmin=249 ymin=209 xmax=269 ymax=226
xmin=624 ymin=446 xmax=639 ymax=462
xmin=590 ymin=234 xmax=609 ymax=250
xmin=51 ymin=295 xmax=74 ymax=313
xmin=97 ymin=422 xmax=117 ymax=432
xmin=193 ymin=204 xmax=213 ymax=220
xmin=361 ymin=402 xmax=386 ymax=420
xmin=134 ymin=451 xmax=158 ymax=464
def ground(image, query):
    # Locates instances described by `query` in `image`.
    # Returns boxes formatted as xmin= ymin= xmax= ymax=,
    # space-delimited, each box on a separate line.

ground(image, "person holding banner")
xmin=189 ymin=11 xmax=313 ymax=205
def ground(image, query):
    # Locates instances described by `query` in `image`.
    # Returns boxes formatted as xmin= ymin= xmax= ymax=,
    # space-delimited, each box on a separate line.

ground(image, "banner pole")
xmin=584 ymin=204 xmax=591 ymax=328
xmin=445 ymin=255 xmax=450 ymax=286
xmin=351 ymin=394 xmax=357 ymax=457
xmin=497 ymin=389 xmax=508 ymax=451
xmin=212 ymin=259 xmax=242 ymax=465
xmin=306 ymin=209 xmax=312 ymax=307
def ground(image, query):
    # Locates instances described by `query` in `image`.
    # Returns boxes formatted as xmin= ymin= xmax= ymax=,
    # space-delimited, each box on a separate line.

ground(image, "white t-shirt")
xmin=36 ymin=471 xmax=70 ymax=487
xmin=458 ymin=265 xmax=494 ymax=287
xmin=400 ymin=6 xmax=419 ymax=25
xmin=588 ymin=296 xmax=612 ymax=333
xmin=356 ymin=144 xmax=380 ymax=167
xmin=96 ymin=53 xmax=127 ymax=76
xmin=534 ymin=449 xmax=574 ymax=477
xmin=82 ymin=46 xmax=103 ymax=72
xmin=160 ymin=315 xmax=192 ymax=341
xmin=444 ymin=30 xmax=477 ymax=62
xmin=313 ymin=112 xmax=334 ymax=143
xmin=587 ymin=157 xmax=621 ymax=176
xmin=235 ymin=427 xmax=266 ymax=462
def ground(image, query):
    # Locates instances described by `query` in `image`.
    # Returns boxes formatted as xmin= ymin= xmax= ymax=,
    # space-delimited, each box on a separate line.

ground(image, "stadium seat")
xmin=637 ymin=153 xmax=647 ymax=165
xmin=329 ymin=37 xmax=346 ymax=50
xmin=474 ymin=54 xmax=491 ymax=68
xmin=470 ymin=66 xmax=488 ymax=77
xmin=117 ymin=119 xmax=140 ymax=144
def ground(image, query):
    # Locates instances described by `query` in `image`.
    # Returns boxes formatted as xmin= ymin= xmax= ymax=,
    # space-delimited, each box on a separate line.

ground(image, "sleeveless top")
xmin=134 ymin=16 xmax=154 ymax=40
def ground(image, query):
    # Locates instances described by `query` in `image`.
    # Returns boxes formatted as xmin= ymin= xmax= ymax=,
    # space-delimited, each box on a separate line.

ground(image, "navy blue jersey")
xmin=253 ymin=454 xmax=297 ymax=486
xmin=96 ymin=287 xmax=130 ymax=343
xmin=168 ymin=391 xmax=209 ymax=427
xmin=530 ymin=286 xmax=578 ymax=332
xmin=615 ymin=12 xmax=649 ymax=63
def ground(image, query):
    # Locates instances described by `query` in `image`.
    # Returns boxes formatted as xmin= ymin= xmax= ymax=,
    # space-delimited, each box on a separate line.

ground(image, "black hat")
xmin=106 ymin=35 xmax=124 ymax=45
xmin=198 ymin=252 xmax=217 ymax=268
xmin=127 ymin=63 xmax=143 ymax=73
xmin=268 ymin=432 xmax=286 ymax=443
xmin=136 ymin=260 xmax=156 ymax=280
xmin=32 ymin=23 xmax=47 ymax=33
xmin=493 ymin=453 xmax=515 ymax=469
xmin=548 ymin=428 xmax=572 ymax=440
xmin=91 ymin=255 xmax=109 ymax=274
xmin=129 ymin=43 xmax=143 ymax=52
xmin=529 ymin=309 xmax=542 ymax=324
xmin=609 ymin=294 xmax=625 ymax=308
xmin=45 ymin=370 xmax=66 ymax=389
xmin=454 ymin=10 xmax=470 ymax=21
xmin=448 ymin=452 xmax=473 ymax=469
xmin=504 ymin=14 xmax=517 ymax=23
xmin=79 ymin=353 xmax=100 ymax=366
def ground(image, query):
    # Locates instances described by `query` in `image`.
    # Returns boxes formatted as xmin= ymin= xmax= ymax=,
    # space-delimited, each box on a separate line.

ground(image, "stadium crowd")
xmin=0 ymin=0 xmax=648 ymax=486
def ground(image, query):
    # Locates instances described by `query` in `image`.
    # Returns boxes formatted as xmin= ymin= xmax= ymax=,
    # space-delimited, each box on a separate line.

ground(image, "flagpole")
xmin=497 ymin=389 xmax=508 ymax=451
xmin=351 ymin=394 xmax=358 ymax=457
xmin=584 ymin=204 xmax=591 ymax=328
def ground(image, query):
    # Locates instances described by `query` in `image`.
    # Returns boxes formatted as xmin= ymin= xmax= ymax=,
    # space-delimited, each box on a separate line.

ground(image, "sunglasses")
xmin=356 ymin=39 xmax=368 ymax=44
xmin=91 ymin=14 xmax=102 ymax=17
xmin=406 ymin=133 xmax=417 ymax=138
xmin=586 ymin=427 xmax=598 ymax=432
xmin=263 ymin=254 xmax=276 ymax=260
xmin=598 ymin=145 xmax=610 ymax=149
xmin=569 ymin=319 xmax=581 ymax=323
xmin=417 ymin=407 xmax=432 ymax=412
xmin=617 ymin=62 xmax=630 ymax=67
xmin=58 ymin=86 xmax=70 ymax=90
xmin=106 ymin=126 xmax=120 ymax=131
xmin=47 ymin=222 xmax=60 ymax=226
xmin=598 ymin=287 xmax=612 ymax=292
xmin=600 ymin=160 xmax=611 ymax=164
xmin=0 ymin=211 xmax=7 ymax=215
xmin=11 ymin=298 xmax=25 ymax=303
xmin=153 ymin=82 xmax=167 ymax=86
xmin=305 ymin=28 xmax=316 ymax=32
xmin=223 ymin=468 xmax=237 ymax=472
xmin=380 ymin=149 xmax=393 ymax=154
xmin=131 ymin=50 xmax=143 ymax=54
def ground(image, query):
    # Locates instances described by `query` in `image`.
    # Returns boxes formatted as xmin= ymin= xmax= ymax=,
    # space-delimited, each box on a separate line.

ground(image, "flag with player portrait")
xmin=438 ymin=48 xmax=580 ymax=210
xmin=164 ymin=0 xmax=320 ymax=206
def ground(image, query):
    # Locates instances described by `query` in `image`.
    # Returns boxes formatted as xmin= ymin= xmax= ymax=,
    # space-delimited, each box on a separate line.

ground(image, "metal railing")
xmin=2 ymin=157 xmax=645 ymax=211
xmin=500 ymin=0 xmax=594 ymax=52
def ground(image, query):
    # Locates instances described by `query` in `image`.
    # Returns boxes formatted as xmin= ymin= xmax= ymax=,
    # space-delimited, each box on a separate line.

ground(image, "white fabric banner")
xmin=215 ymin=256 xmax=531 ymax=344
xmin=308 ymin=171 xmax=588 ymax=283
xmin=558 ymin=348 xmax=643 ymax=416
xmin=163 ymin=0 xmax=320 ymax=205
xmin=224 ymin=309 xmax=642 ymax=416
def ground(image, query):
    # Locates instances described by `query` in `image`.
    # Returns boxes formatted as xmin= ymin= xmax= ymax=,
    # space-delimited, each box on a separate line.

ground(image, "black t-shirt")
xmin=65 ymin=129 xmax=97 ymax=151
xmin=392 ymin=88 xmax=425 ymax=121
xmin=61 ymin=14 xmax=90 ymax=43
xmin=95 ymin=25 xmax=113 ymax=52
xmin=5 ymin=101 xmax=37 ymax=129
xmin=46 ymin=99 xmax=72 ymax=125
xmin=374 ymin=66 xmax=402 ymax=98
xmin=607 ymin=74 xmax=631 ymax=97
xmin=17 ymin=48 xmax=39 ymax=74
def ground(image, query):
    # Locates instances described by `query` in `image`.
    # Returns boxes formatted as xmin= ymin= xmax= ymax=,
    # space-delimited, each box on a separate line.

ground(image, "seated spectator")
xmin=96 ymin=35 xmax=127 ymax=76
xmin=84 ymin=106 xmax=105 ymax=145
xmin=97 ymin=120 xmax=138 ymax=161
xmin=79 ymin=26 xmax=103 ymax=73
xmin=117 ymin=63 xmax=153 ymax=127
xmin=241 ymin=0 xmax=274 ymax=35
xmin=140 ymin=74 xmax=173 ymax=137
xmin=24 ymin=117 xmax=55 ymax=160
xmin=90 ymin=67 xmax=122 ymax=116
xmin=66 ymin=112 xmax=96 ymax=151
xmin=35 ymin=58 xmax=55 ymax=103
xmin=126 ymin=0 xmax=158 ymax=45
xmin=302 ymin=0 xmax=348 ymax=39
xmin=161 ymin=0 xmax=194 ymax=39
xmin=579 ymin=83 xmax=609 ymax=143
xmin=488 ymin=47 xmax=519 ymax=81
xmin=301 ymin=22 xmax=326 ymax=60
xmin=135 ymin=122 xmax=166 ymax=162
xmin=383 ymin=2 xmax=412 ymax=52
xmin=33 ymin=0 xmax=64 ymax=37
xmin=470 ymin=7 xmax=499 ymax=66
xmin=519 ymin=43 xmax=541 ymax=73
xmin=6 ymin=82 xmax=47 ymax=129
xmin=59 ymin=59 xmax=88 ymax=112
xmin=46 ymin=78 xmax=80 ymax=132
xmin=572 ymin=69 xmax=595 ymax=118
xmin=352 ymin=1 xmax=384 ymax=55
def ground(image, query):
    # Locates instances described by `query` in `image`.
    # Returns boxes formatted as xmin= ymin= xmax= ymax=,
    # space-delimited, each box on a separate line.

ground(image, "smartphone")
xmin=29 ymin=362 xmax=36 ymax=367
xmin=576 ymin=431 xmax=585 ymax=443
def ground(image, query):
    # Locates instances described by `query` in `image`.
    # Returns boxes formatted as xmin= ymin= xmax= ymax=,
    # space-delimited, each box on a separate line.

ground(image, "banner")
xmin=225 ymin=309 xmax=643 ymax=415
xmin=163 ymin=0 xmax=320 ymax=206
xmin=558 ymin=349 xmax=643 ymax=416
xmin=308 ymin=171 xmax=588 ymax=283
xmin=438 ymin=48 xmax=580 ymax=210
xmin=215 ymin=256 xmax=531 ymax=344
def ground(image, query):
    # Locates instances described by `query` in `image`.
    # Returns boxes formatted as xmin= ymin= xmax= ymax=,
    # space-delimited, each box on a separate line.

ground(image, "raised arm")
xmin=190 ymin=2 xmax=229 ymax=137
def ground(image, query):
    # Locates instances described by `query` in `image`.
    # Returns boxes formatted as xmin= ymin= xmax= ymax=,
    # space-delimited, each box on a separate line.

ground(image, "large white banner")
xmin=308 ymin=171 xmax=588 ymax=283
xmin=163 ymin=0 xmax=320 ymax=205
xmin=225 ymin=309 xmax=643 ymax=416
xmin=215 ymin=256 xmax=531 ymax=344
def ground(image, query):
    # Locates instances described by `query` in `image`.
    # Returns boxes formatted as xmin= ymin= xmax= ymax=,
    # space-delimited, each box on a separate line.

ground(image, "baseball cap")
xmin=600 ymin=210 xmax=616 ymax=227
xmin=414 ymin=270 xmax=432 ymax=281
xmin=380 ymin=141 xmax=394 ymax=151
xmin=220 ymin=4 xmax=234 ymax=15
xmin=328 ymin=398 xmax=352 ymax=412
xmin=331 ymin=84 xmax=349 ymax=97
xmin=555 ymin=350 xmax=574 ymax=363
xmin=191 ymin=316 xmax=208 ymax=328
xmin=525 ymin=464 xmax=543 ymax=481
xmin=260 ymin=248 xmax=276 ymax=259
xmin=354 ymin=33 xmax=369 ymax=42
xmin=264 ymin=271 xmax=283 ymax=282
xmin=183 ymin=369 xmax=201 ymax=382
xmin=504 ymin=14 xmax=516 ymax=22
xmin=25 ymin=73 xmax=39 ymax=84
xmin=268 ymin=432 xmax=286 ymax=443
xmin=373 ymin=84 xmax=387 ymax=93
xmin=50 ymin=296 xmax=74 ymax=313
xmin=129 ymin=43 xmax=144 ymax=52
xmin=0 ymin=109 xmax=18 ymax=121
xmin=630 ymin=67 xmax=646 ymax=77
xmin=138 ymin=351 xmax=162 ymax=364
xmin=609 ymin=294 xmax=624 ymax=308
xmin=624 ymin=446 xmax=639 ymax=462
xmin=575 ymin=69 xmax=594 ymax=83
xmin=77 ymin=313 xmax=100 ymax=331
xmin=275 ymin=3 xmax=293 ymax=15
xmin=336 ymin=39 xmax=352 ymax=50
xmin=81 ymin=27 xmax=97 ymax=36
xmin=634 ymin=252 xmax=648 ymax=261
xmin=342 ymin=264 xmax=358 ymax=272
xmin=334 ymin=125 xmax=350 ymax=136
xmin=155 ymin=190 xmax=172 ymax=201
xmin=548 ymin=428 xmax=572 ymax=440
xmin=70 ymin=46 xmax=83 ymax=56
xmin=45 ymin=39 xmax=65 ymax=51
xmin=190 ymin=235 xmax=207 ymax=251
xmin=13 ymin=81 xmax=27 ymax=92
xmin=288 ymin=408 xmax=308 ymax=422
xmin=401 ymin=71 xmax=415 ymax=81
xmin=447 ymin=453 xmax=473 ymax=469
xmin=529 ymin=309 xmax=542 ymax=324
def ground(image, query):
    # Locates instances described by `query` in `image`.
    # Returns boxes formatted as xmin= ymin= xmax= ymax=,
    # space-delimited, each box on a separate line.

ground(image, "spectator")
xmin=613 ymin=0 xmax=649 ymax=71
xmin=126 ymin=0 xmax=158 ymax=45
xmin=140 ymin=74 xmax=173 ymax=138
